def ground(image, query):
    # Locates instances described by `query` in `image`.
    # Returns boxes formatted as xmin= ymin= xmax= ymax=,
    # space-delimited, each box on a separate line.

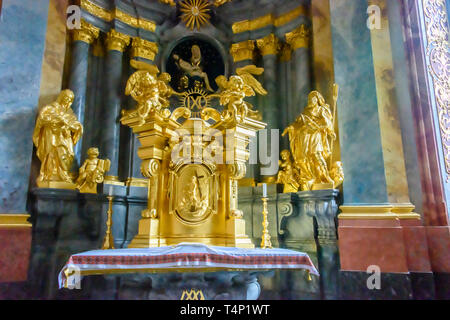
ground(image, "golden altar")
xmin=120 ymin=62 xmax=267 ymax=248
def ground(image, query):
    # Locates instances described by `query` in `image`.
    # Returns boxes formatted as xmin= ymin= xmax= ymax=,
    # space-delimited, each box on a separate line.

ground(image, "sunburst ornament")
xmin=179 ymin=0 xmax=211 ymax=30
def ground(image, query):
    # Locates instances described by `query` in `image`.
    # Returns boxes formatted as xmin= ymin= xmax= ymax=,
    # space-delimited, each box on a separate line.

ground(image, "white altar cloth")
xmin=58 ymin=243 xmax=319 ymax=289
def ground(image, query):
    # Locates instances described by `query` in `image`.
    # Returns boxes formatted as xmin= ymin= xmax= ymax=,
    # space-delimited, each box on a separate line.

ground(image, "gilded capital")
xmin=131 ymin=38 xmax=159 ymax=61
xmin=72 ymin=20 xmax=100 ymax=44
xmin=256 ymin=34 xmax=280 ymax=56
xmin=285 ymin=24 xmax=310 ymax=50
xmin=279 ymin=43 xmax=292 ymax=62
xmin=230 ymin=40 xmax=255 ymax=62
xmin=106 ymin=29 xmax=131 ymax=52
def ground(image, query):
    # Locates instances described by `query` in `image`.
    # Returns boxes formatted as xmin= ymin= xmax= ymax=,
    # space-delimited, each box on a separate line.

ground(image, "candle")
xmin=263 ymin=183 xmax=267 ymax=198
xmin=108 ymin=186 xmax=113 ymax=196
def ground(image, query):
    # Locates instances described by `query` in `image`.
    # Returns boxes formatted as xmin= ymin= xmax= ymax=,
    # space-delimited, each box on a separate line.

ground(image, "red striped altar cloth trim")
xmin=58 ymin=243 xmax=319 ymax=289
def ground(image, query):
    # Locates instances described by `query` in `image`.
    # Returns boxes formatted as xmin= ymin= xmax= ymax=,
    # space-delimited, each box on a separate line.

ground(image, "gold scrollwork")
xmin=422 ymin=0 xmax=450 ymax=180
xmin=141 ymin=159 xmax=160 ymax=178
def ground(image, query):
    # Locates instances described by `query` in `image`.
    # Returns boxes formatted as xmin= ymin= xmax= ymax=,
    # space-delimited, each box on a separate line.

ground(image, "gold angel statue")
xmin=280 ymin=85 xmax=344 ymax=191
xmin=215 ymin=65 xmax=267 ymax=123
xmin=125 ymin=60 xmax=177 ymax=125
xmin=32 ymin=90 xmax=83 ymax=189
xmin=76 ymin=147 xmax=111 ymax=194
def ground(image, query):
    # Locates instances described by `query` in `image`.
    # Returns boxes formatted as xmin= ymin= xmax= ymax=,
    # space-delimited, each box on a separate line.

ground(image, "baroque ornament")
xmin=422 ymin=0 xmax=450 ymax=180
xmin=179 ymin=0 xmax=211 ymax=30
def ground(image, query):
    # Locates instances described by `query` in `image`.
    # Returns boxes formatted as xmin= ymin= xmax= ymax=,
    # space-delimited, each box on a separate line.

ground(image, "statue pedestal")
xmin=280 ymin=189 xmax=340 ymax=300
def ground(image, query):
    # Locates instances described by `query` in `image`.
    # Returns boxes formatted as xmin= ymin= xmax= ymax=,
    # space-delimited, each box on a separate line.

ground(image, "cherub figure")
xmin=330 ymin=161 xmax=344 ymax=188
xmin=125 ymin=60 xmax=177 ymax=125
xmin=76 ymin=147 xmax=111 ymax=194
xmin=215 ymin=65 xmax=267 ymax=123
xmin=276 ymin=149 xmax=300 ymax=193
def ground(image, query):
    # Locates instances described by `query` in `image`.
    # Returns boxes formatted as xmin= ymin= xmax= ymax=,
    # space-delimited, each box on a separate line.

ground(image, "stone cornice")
xmin=232 ymin=5 xmax=307 ymax=34
xmin=80 ymin=0 xmax=156 ymax=32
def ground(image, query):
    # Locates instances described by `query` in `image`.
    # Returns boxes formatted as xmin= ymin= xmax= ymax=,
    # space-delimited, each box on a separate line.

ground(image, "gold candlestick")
xmin=102 ymin=195 xmax=115 ymax=250
xmin=260 ymin=197 xmax=272 ymax=249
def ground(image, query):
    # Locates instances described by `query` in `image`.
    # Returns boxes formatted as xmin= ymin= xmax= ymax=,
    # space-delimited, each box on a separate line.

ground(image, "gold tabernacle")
xmin=121 ymin=62 xmax=267 ymax=248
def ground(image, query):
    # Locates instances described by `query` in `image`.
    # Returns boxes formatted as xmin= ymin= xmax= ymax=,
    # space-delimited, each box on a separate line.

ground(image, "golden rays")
xmin=179 ymin=0 xmax=211 ymax=30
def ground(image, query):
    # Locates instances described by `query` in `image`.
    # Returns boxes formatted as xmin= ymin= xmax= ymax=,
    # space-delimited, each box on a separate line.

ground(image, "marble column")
xmin=285 ymin=24 xmax=311 ymax=117
xmin=230 ymin=40 xmax=259 ymax=183
xmin=328 ymin=1 xmax=415 ymax=298
xmin=256 ymin=34 xmax=280 ymax=183
xmin=101 ymin=29 xmax=130 ymax=181
xmin=256 ymin=34 xmax=279 ymax=131
xmin=69 ymin=21 xmax=99 ymax=169
xmin=278 ymin=43 xmax=294 ymax=152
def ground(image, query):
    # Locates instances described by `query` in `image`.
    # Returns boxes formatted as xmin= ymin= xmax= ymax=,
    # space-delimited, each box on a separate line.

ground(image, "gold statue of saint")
xmin=281 ymin=85 xmax=344 ymax=191
xmin=173 ymin=45 xmax=214 ymax=92
xmin=124 ymin=60 xmax=176 ymax=125
xmin=32 ymin=89 xmax=83 ymax=189
xmin=276 ymin=150 xmax=300 ymax=193
xmin=215 ymin=65 xmax=267 ymax=123
xmin=76 ymin=147 xmax=111 ymax=194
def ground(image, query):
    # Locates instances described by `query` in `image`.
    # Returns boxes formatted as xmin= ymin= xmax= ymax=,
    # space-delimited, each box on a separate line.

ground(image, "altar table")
xmin=58 ymin=243 xmax=319 ymax=299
